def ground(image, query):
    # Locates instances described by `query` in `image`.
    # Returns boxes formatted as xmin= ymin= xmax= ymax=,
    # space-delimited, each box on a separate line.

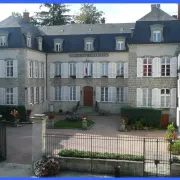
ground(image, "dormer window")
xmin=27 ymin=36 xmax=31 ymax=47
xmin=84 ymin=37 xmax=94 ymax=51
xmin=150 ymin=24 xmax=164 ymax=43
xmin=37 ymin=37 xmax=43 ymax=51
xmin=115 ymin=37 xmax=125 ymax=51
xmin=54 ymin=39 xmax=63 ymax=52
xmin=0 ymin=36 xmax=6 ymax=46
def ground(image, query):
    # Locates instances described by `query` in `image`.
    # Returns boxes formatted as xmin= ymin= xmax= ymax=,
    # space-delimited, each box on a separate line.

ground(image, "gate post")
xmin=31 ymin=114 xmax=47 ymax=163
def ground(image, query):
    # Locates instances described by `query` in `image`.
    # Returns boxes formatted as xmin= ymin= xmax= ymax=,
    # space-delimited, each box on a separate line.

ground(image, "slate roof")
xmin=129 ymin=20 xmax=180 ymax=44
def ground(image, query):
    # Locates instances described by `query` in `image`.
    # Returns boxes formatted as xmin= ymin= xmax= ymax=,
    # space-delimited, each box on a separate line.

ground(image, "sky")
xmin=0 ymin=3 xmax=178 ymax=23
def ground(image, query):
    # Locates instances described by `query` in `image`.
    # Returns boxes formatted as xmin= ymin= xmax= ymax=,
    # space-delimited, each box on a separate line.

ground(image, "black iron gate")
xmin=0 ymin=123 xmax=7 ymax=162
xmin=143 ymin=138 xmax=172 ymax=177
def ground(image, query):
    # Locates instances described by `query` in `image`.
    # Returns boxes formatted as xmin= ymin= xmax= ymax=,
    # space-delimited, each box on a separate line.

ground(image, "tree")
xmin=74 ymin=4 xmax=105 ymax=24
xmin=33 ymin=4 xmax=72 ymax=26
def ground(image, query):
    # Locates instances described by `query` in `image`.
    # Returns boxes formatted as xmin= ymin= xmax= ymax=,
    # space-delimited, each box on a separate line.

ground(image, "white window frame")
xmin=116 ymin=40 xmax=124 ymax=50
xmin=69 ymin=63 xmax=76 ymax=76
xmin=84 ymin=63 xmax=92 ymax=76
xmin=117 ymin=87 xmax=124 ymax=103
xmin=55 ymin=43 xmax=62 ymax=52
xmin=29 ymin=61 xmax=33 ymax=78
xmin=85 ymin=41 xmax=93 ymax=51
xmin=27 ymin=36 xmax=31 ymax=47
xmin=102 ymin=63 xmax=108 ymax=76
xmin=0 ymin=36 xmax=6 ymax=46
xmin=142 ymin=88 xmax=152 ymax=107
xmin=55 ymin=63 xmax=61 ymax=77
xmin=117 ymin=63 xmax=124 ymax=76
xmin=143 ymin=58 xmax=152 ymax=77
xmin=101 ymin=87 xmax=108 ymax=102
xmin=6 ymin=88 xmax=13 ymax=105
xmin=161 ymin=57 xmax=170 ymax=77
xmin=36 ymin=87 xmax=39 ymax=103
xmin=161 ymin=88 xmax=170 ymax=108
xmin=35 ymin=62 xmax=38 ymax=78
xmin=153 ymin=30 xmax=161 ymax=42
xmin=6 ymin=60 xmax=13 ymax=77
xmin=30 ymin=87 xmax=34 ymax=104
xmin=55 ymin=87 xmax=61 ymax=101
xmin=70 ymin=87 xmax=76 ymax=101
xmin=38 ymin=40 xmax=42 ymax=51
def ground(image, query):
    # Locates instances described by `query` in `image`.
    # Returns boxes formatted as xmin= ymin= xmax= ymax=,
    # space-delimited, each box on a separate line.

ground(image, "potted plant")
xmin=165 ymin=122 xmax=177 ymax=142
xmin=47 ymin=114 xmax=56 ymax=128
xmin=10 ymin=109 xmax=20 ymax=127
xmin=119 ymin=119 xmax=126 ymax=132
xmin=26 ymin=109 xmax=32 ymax=122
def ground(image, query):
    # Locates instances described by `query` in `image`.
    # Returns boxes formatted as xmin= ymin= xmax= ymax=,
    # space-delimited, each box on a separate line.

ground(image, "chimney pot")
xmin=151 ymin=4 xmax=160 ymax=11
xmin=23 ymin=11 xmax=30 ymax=23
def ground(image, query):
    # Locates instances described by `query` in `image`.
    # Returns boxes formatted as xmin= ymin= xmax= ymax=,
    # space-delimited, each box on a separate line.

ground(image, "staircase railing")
xmin=72 ymin=101 xmax=80 ymax=113
xmin=94 ymin=101 xmax=99 ymax=112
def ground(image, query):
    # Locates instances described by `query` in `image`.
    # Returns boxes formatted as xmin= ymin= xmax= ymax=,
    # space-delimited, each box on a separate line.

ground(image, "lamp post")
xmin=82 ymin=116 xmax=87 ymax=129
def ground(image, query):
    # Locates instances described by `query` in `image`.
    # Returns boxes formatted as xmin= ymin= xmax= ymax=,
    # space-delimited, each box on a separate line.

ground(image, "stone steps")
xmin=76 ymin=106 xmax=99 ymax=116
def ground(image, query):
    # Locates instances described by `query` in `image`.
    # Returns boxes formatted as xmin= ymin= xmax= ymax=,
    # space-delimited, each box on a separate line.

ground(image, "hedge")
xmin=0 ymin=105 xmax=27 ymax=122
xmin=59 ymin=149 xmax=144 ymax=161
xmin=121 ymin=106 xmax=162 ymax=127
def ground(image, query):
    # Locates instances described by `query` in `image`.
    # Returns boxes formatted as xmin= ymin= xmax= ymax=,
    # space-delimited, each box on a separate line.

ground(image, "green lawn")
xmin=54 ymin=120 xmax=94 ymax=129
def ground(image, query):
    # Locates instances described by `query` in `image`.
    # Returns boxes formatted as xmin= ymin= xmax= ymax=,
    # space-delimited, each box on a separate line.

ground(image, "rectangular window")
xmin=101 ymin=87 xmax=108 ymax=102
xmin=116 ymin=41 xmax=124 ymax=50
xmin=142 ymin=88 xmax=152 ymax=107
xmin=153 ymin=31 xmax=161 ymax=42
xmin=41 ymin=87 xmax=44 ymax=102
xmin=161 ymin=57 xmax=170 ymax=76
xmin=55 ymin=43 xmax=61 ymax=52
xmin=40 ymin=63 xmax=44 ymax=78
xmin=55 ymin=63 xmax=61 ymax=76
xmin=6 ymin=88 xmax=13 ymax=105
xmin=30 ymin=87 xmax=34 ymax=104
xmin=6 ymin=60 xmax=13 ymax=77
xmin=29 ymin=61 xmax=33 ymax=78
xmin=36 ymin=87 xmax=39 ymax=103
xmin=0 ymin=36 xmax=6 ymax=46
xmin=70 ymin=87 xmax=76 ymax=101
xmin=84 ymin=63 xmax=92 ymax=76
xmin=27 ymin=36 xmax=31 ymax=47
xmin=35 ymin=62 xmax=38 ymax=78
xmin=55 ymin=87 xmax=61 ymax=101
xmin=117 ymin=87 xmax=124 ymax=103
xmin=69 ymin=63 xmax=76 ymax=76
xmin=117 ymin=63 xmax=124 ymax=76
xmin=38 ymin=40 xmax=42 ymax=51
xmin=161 ymin=89 xmax=170 ymax=108
xmin=85 ymin=42 xmax=93 ymax=51
xmin=143 ymin=58 xmax=152 ymax=77
xmin=102 ymin=63 xmax=108 ymax=76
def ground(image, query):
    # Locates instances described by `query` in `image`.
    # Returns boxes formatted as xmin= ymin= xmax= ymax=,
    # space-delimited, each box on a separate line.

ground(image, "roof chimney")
xmin=178 ymin=4 xmax=180 ymax=20
xmin=151 ymin=4 xmax=160 ymax=11
xmin=23 ymin=10 xmax=30 ymax=23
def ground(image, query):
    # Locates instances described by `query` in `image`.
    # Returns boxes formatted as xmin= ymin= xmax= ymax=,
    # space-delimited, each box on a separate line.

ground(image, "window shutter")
xmin=108 ymin=87 xmax=113 ymax=102
xmin=124 ymin=87 xmax=128 ymax=103
xmin=33 ymin=62 xmax=36 ymax=78
xmin=0 ymin=60 xmax=5 ymax=78
xmin=61 ymin=86 xmax=64 ymax=101
xmin=39 ymin=87 xmax=42 ymax=102
xmin=27 ymin=61 xmax=30 ymax=78
xmin=96 ymin=86 xmax=101 ymax=102
xmin=96 ymin=62 xmax=101 ymax=78
xmin=61 ymin=63 xmax=68 ymax=78
xmin=76 ymin=63 xmax=79 ymax=78
xmin=137 ymin=58 xmax=143 ymax=77
xmin=50 ymin=86 xmax=55 ymax=101
xmin=78 ymin=62 xmax=84 ymax=78
xmin=50 ymin=63 xmax=55 ymax=78
xmin=38 ymin=62 xmax=41 ymax=78
xmin=111 ymin=62 xmax=117 ymax=78
xmin=136 ymin=88 xmax=142 ymax=107
xmin=178 ymin=54 xmax=180 ymax=70
xmin=27 ymin=87 xmax=31 ymax=104
xmin=108 ymin=63 xmax=112 ymax=78
xmin=0 ymin=88 xmax=5 ymax=105
xmin=13 ymin=87 xmax=18 ymax=105
xmin=124 ymin=62 xmax=128 ymax=78
xmin=112 ymin=87 xmax=116 ymax=102
xmin=64 ymin=86 xmax=69 ymax=101
xmin=93 ymin=63 xmax=97 ymax=78
xmin=152 ymin=88 xmax=161 ymax=108
xmin=13 ymin=60 xmax=18 ymax=78
xmin=76 ymin=86 xmax=80 ymax=101
xmin=171 ymin=88 xmax=177 ymax=108
xmin=170 ymin=57 xmax=177 ymax=77
xmin=152 ymin=57 xmax=160 ymax=77
xmin=34 ymin=87 xmax=36 ymax=103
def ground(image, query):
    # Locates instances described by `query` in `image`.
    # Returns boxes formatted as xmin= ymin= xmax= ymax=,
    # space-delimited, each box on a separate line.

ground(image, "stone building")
xmin=0 ymin=4 xmax=179 ymax=126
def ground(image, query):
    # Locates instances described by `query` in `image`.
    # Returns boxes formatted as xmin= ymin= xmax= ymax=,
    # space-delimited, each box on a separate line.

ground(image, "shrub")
xmin=168 ymin=140 xmax=180 ymax=155
xmin=59 ymin=149 xmax=144 ymax=161
xmin=0 ymin=105 xmax=27 ymax=122
xmin=121 ymin=106 xmax=162 ymax=127
xmin=165 ymin=122 xmax=177 ymax=140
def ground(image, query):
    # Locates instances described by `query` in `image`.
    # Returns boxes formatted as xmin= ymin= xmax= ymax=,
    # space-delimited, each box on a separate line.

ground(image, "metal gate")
xmin=143 ymin=138 xmax=172 ymax=177
xmin=0 ymin=123 xmax=7 ymax=162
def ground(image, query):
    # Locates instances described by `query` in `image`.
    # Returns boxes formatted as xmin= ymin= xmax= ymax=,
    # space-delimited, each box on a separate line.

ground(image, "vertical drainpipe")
xmin=46 ymin=53 xmax=48 ymax=111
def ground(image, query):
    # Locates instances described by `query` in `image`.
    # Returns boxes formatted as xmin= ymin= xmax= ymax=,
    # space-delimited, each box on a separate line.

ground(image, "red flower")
xmin=27 ymin=109 xmax=32 ymax=116
xmin=48 ymin=114 xmax=55 ymax=120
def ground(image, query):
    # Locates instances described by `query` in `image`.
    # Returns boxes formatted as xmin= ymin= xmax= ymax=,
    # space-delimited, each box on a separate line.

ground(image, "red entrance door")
xmin=84 ymin=86 xmax=93 ymax=106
